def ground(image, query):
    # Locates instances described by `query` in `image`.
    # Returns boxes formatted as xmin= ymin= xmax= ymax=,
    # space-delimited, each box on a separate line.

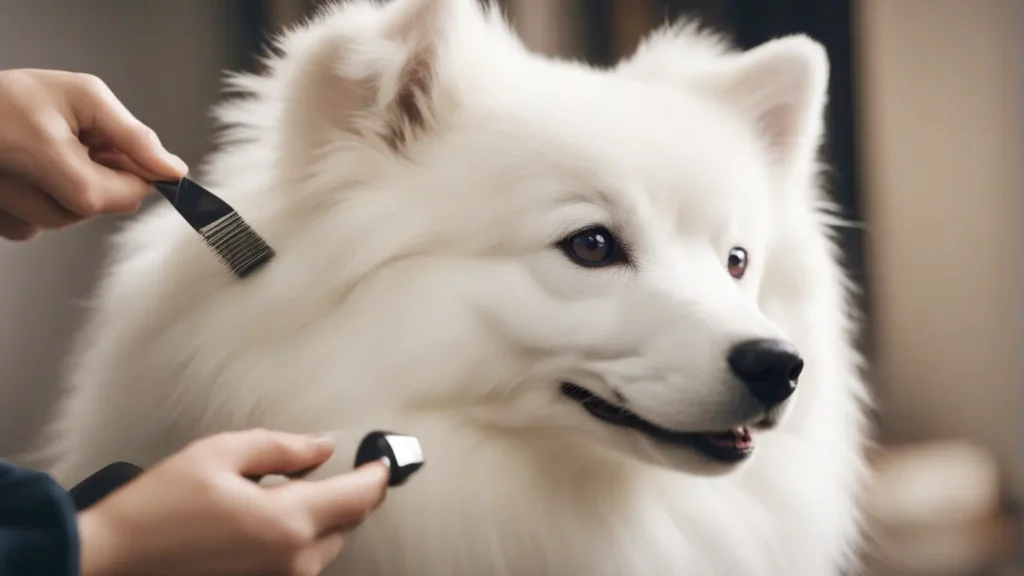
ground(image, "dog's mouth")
xmin=560 ymin=383 xmax=754 ymax=463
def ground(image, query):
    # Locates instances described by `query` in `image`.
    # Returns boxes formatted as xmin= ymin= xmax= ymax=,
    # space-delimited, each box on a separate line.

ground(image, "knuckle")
xmin=254 ymin=429 xmax=294 ymax=455
xmin=131 ymin=122 xmax=156 ymax=143
xmin=287 ymin=556 xmax=322 ymax=576
xmin=271 ymin=518 xmax=316 ymax=553
xmin=68 ymin=185 xmax=103 ymax=217
xmin=76 ymin=73 xmax=110 ymax=98
xmin=191 ymin=469 xmax=224 ymax=498
xmin=104 ymin=193 xmax=142 ymax=216
xmin=267 ymin=435 xmax=293 ymax=454
xmin=29 ymin=116 xmax=68 ymax=145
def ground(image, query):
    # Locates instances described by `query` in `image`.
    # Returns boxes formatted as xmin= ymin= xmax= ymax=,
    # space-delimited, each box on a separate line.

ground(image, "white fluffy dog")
xmin=44 ymin=0 xmax=870 ymax=573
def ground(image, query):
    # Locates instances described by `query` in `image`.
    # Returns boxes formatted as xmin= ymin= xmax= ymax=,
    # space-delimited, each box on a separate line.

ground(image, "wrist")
xmin=77 ymin=508 xmax=128 ymax=576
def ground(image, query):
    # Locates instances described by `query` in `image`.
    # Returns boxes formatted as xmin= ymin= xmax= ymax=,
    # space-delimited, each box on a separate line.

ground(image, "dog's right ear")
xmin=274 ymin=0 xmax=470 ymax=168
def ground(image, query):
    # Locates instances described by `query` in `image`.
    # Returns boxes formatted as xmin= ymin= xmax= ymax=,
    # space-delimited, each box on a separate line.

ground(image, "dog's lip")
xmin=560 ymin=383 xmax=754 ymax=463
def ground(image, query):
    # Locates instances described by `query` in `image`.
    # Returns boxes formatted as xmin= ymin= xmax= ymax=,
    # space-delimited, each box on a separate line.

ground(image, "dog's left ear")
xmin=618 ymin=31 xmax=828 ymax=183
xmin=705 ymin=36 xmax=829 ymax=178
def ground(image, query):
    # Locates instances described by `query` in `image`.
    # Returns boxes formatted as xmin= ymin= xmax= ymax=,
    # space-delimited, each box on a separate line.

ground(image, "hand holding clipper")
xmin=72 ymin=430 xmax=402 ymax=576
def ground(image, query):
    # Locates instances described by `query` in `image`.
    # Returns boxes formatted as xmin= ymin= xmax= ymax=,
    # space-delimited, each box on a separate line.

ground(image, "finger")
xmin=294 ymin=532 xmax=347 ymax=576
xmin=0 ymin=174 xmax=83 ymax=228
xmin=0 ymin=210 xmax=40 ymax=241
xmin=15 ymin=134 xmax=149 ymax=218
xmin=59 ymin=151 xmax=152 ymax=217
xmin=65 ymin=73 xmax=187 ymax=179
xmin=286 ymin=460 xmax=389 ymax=534
xmin=213 ymin=429 xmax=336 ymax=478
xmin=90 ymin=149 xmax=164 ymax=183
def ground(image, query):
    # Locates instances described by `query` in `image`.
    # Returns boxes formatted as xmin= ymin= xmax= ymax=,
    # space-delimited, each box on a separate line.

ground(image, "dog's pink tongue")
xmin=703 ymin=427 xmax=753 ymax=449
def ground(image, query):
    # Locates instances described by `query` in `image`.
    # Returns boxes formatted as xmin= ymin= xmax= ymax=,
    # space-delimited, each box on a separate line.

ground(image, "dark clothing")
xmin=0 ymin=460 xmax=79 ymax=576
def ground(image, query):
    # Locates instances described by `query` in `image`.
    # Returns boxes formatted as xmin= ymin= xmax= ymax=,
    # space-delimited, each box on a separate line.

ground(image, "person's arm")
xmin=1 ymin=431 xmax=389 ymax=576
xmin=74 ymin=431 xmax=390 ymax=576
xmin=0 ymin=460 xmax=80 ymax=576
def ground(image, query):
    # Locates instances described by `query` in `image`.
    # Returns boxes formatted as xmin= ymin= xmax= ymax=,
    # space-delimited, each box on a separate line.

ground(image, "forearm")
xmin=77 ymin=508 xmax=126 ymax=576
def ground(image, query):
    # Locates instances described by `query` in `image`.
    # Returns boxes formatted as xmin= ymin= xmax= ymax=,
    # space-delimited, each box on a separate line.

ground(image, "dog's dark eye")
xmin=560 ymin=227 xmax=624 ymax=268
xmin=727 ymin=247 xmax=748 ymax=279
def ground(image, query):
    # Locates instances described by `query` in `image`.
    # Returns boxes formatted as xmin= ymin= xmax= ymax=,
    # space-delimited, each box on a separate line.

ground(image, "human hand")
xmin=77 ymin=429 xmax=390 ymax=576
xmin=0 ymin=68 xmax=188 ymax=241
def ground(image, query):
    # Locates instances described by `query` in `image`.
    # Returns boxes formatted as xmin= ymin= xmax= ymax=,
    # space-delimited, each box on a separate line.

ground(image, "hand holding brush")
xmin=0 ymin=68 xmax=187 ymax=241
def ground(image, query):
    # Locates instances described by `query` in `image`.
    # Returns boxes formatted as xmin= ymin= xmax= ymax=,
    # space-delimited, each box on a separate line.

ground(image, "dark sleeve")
xmin=0 ymin=459 xmax=80 ymax=576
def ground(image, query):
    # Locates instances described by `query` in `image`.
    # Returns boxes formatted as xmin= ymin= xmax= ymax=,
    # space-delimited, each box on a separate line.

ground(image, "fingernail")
xmin=166 ymin=153 xmax=189 ymax=175
xmin=358 ymin=459 xmax=392 ymax=486
xmin=311 ymin=435 xmax=335 ymax=447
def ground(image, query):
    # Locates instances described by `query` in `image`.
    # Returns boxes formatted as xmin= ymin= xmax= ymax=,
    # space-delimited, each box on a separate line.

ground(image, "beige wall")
xmin=856 ymin=0 xmax=1022 ymax=490
xmin=0 ymin=0 xmax=236 ymax=462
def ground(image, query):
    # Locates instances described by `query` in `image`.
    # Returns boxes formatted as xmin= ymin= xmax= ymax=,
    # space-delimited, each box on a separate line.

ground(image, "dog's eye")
xmin=559 ymin=227 xmax=624 ymax=268
xmin=727 ymin=247 xmax=748 ymax=279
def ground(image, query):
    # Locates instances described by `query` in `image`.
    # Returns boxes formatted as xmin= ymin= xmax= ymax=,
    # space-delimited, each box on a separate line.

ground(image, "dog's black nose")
xmin=727 ymin=338 xmax=804 ymax=408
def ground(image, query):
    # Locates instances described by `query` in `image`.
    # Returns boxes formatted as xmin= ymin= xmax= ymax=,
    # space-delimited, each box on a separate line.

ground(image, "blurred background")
xmin=0 ymin=0 xmax=1020 ymax=574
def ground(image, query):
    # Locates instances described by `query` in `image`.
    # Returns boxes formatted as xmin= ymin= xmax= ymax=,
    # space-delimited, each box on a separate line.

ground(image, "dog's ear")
xmin=704 ymin=36 xmax=829 ymax=178
xmin=618 ymin=31 xmax=828 ymax=183
xmin=275 ymin=0 xmax=469 ymax=167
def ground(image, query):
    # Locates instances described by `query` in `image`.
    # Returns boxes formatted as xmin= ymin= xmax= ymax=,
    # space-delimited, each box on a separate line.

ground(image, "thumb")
xmin=213 ymin=429 xmax=336 ymax=478
xmin=287 ymin=460 xmax=390 ymax=534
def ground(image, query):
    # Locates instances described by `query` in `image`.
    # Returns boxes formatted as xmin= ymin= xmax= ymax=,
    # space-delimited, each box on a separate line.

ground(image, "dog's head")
xmin=221 ymin=0 xmax=830 ymax=475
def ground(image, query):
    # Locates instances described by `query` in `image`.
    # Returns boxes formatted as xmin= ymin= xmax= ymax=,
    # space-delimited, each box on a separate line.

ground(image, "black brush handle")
xmin=153 ymin=177 xmax=235 ymax=230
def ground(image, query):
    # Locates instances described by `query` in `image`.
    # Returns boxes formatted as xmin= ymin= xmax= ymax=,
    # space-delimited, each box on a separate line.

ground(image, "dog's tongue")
xmin=702 ymin=427 xmax=753 ymax=449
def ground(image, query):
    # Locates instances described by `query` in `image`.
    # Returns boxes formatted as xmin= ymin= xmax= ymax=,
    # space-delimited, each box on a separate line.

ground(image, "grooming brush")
xmin=153 ymin=176 xmax=275 ymax=278
xmin=69 ymin=461 xmax=143 ymax=510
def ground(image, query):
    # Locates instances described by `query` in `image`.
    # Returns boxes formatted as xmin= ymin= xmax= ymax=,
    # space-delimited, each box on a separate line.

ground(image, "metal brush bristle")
xmin=154 ymin=177 xmax=276 ymax=279
xmin=199 ymin=212 xmax=276 ymax=278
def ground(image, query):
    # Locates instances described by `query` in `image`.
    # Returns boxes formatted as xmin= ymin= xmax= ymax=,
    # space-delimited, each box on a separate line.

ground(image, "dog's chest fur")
xmin=323 ymin=427 xmax=851 ymax=576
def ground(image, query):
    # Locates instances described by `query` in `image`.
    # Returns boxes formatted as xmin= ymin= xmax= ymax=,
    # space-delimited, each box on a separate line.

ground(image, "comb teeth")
xmin=154 ymin=177 xmax=276 ymax=278
xmin=199 ymin=212 xmax=276 ymax=278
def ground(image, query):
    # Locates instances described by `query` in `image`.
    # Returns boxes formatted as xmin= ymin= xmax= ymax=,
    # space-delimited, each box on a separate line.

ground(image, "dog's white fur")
xmin=43 ymin=0 xmax=870 ymax=573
